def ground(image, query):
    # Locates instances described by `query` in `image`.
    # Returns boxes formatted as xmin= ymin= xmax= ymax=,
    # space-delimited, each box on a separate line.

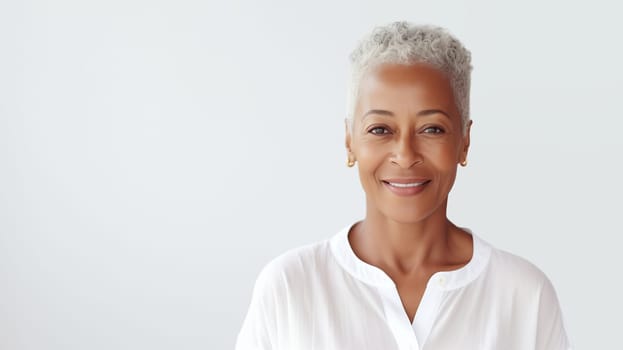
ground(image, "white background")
xmin=1 ymin=0 xmax=621 ymax=349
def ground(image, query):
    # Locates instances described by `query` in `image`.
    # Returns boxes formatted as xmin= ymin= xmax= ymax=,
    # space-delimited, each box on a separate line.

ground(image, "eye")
xmin=368 ymin=126 xmax=390 ymax=135
xmin=422 ymin=126 xmax=445 ymax=134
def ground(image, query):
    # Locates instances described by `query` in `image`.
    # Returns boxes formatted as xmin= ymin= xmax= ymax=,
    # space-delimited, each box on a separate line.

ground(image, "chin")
xmin=379 ymin=204 xmax=438 ymax=224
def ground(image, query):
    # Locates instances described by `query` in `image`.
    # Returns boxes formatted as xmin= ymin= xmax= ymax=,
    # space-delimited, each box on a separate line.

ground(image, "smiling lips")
xmin=382 ymin=178 xmax=431 ymax=196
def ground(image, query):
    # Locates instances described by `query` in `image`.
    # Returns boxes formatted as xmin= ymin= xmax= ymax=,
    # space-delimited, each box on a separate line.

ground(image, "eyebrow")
xmin=362 ymin=109 xmax=451 ymax=120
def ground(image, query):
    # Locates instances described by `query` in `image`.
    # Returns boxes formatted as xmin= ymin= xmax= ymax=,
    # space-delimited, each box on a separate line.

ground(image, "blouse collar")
xmin=329 ymin=222 xmax=492 ymax=291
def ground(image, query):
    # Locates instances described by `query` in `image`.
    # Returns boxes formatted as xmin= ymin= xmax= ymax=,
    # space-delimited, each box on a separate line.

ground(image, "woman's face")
xmin=346 ymin=63 xmax=471 ymax=224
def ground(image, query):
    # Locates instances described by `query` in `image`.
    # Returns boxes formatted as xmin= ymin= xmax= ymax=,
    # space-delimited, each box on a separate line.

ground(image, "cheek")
xmin=421 ymin=142 xmax=460 ymax=168
xmin=355 ymin=145 xmax=386 ymax=183
xmin=421 ymin=143 xmax=460 ymax=187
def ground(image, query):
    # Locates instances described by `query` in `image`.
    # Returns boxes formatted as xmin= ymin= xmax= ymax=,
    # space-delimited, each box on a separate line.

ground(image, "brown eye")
xmin=368 ymin=126 xmax=390 ymax=135
xmin=423 ymin=126 xmax=445 ymax=134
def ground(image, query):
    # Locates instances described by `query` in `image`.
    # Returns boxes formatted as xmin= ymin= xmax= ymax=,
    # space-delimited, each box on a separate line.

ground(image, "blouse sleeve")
xmin=535 ymin=276 xmax=572 ymax=350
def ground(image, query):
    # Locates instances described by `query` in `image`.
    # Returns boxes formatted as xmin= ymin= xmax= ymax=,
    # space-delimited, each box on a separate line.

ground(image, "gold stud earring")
xmin=347 ymin=156 xmax=356 ymax=167
xmin=460 ymin=159 xmax=468 ymax=167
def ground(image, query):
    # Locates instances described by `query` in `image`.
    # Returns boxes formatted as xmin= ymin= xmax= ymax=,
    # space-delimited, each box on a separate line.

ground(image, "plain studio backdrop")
xmin=1 ymin=0 xmax=622 ymax=349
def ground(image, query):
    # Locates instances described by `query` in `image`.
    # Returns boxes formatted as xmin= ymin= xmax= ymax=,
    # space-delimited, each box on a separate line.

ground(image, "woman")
xmin=235 ymin=21 xmax=571 ymax=350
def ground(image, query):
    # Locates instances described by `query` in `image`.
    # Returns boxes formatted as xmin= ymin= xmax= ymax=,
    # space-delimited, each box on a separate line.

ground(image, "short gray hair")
xmin=347 ymin=21 xmax=473 ymax=134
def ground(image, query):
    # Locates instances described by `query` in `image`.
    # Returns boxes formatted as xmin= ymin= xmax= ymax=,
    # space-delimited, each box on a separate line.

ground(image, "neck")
xmin=350 ymin=199 xmax=460 ymax=274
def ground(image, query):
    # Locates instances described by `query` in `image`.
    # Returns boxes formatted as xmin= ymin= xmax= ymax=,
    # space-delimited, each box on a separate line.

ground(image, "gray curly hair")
xmin=346 ymin=21 xmax=473 ymax=135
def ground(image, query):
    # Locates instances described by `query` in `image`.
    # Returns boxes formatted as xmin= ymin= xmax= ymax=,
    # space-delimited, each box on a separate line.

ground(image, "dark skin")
xmin=345 ymin=63 xmax=474 ymax=323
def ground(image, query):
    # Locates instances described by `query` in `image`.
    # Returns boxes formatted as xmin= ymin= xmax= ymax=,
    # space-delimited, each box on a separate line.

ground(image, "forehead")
xmin=356 ymin=63 xmax=459 ymax=119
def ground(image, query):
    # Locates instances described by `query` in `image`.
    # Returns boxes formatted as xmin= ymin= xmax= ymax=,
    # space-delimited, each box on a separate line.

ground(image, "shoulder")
xmin=485 ymin=246 xmax=567 ymax=313
xmin=236 ymin=240 xmax=332 ymax=349
xmin=473 ymin=236 xmax=560 ymax=301
xmin=252 ymin=238 xmax=333 ymax=295
xmin=262 ymin=239 xmax=332 ymax=276
xmin=476 ymin=238 xmax=570 ymax=339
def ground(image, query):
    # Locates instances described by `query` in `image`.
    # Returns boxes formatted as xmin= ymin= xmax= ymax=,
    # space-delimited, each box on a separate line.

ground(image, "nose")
xmin=390 ymin=133 xmax=422 ymax=168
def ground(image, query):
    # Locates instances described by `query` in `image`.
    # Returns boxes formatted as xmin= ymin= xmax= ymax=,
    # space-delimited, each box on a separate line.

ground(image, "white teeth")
xmin=387 ymin=181 xmax=427 ymax=188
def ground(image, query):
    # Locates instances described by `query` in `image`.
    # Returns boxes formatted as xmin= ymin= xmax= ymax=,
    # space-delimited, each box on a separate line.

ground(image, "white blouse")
xmin=236 ymin=224 xmax=572 ymax=350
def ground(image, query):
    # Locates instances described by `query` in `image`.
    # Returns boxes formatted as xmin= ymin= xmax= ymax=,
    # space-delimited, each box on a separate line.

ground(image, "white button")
xmin=438 ymin=276 xmax=446 ymax=286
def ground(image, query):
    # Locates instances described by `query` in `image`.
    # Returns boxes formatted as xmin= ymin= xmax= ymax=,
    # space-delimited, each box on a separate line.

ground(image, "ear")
xmin=460 ymin=120 xmax=473 ymax=164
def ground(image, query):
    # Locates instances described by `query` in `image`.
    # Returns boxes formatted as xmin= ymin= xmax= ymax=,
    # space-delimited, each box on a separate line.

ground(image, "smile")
xmin=381 ymin=179 xmax=431 ymax=196
xmin=384 ymin=181 xmax=428 ymax=188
